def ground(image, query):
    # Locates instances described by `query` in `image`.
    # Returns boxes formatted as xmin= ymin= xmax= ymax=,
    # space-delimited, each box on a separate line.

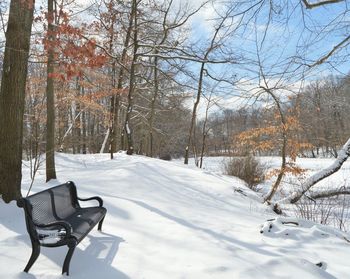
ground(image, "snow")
xmin=1 ymin=153 xmax=350 ymax=278
xmin=125 ymin=122 xmax=131 ymax=134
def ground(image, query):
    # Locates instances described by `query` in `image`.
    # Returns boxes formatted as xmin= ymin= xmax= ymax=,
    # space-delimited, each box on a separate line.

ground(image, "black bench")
xmin=17 ymin=181 xmax=107 ymax=275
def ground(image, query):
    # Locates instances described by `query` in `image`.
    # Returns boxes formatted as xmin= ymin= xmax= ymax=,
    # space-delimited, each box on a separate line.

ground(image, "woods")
xmin=0 ymin=0 xmax=350 ymax=207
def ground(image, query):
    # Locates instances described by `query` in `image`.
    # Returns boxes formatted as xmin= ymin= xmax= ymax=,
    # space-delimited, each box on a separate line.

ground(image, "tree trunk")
xmin=45 ymin=0 xmax=57 ymax=181
xmin=148 ymin=54 xmax=159 ymax=157
xmin=263 ymin=89 xmax=287 ymax=203
xmin=74 ymin=77 xmax=82 ymax=153
xmin=199 ymin=94 xmax=211 ymax=168
xmin=109 ymin=11 xmax=132 ymax=159
xmin=184 ymin=62 xmax=205 ymax=164
xmin=81 ymin=83 xmax=87 ymax=154
xmin=124 ymin=0 xmax=138 ymax=155
xmin=109 ymin=62 xmax=117 ymax=158
xmin=0 ymin=0 xmax=35 ymax=202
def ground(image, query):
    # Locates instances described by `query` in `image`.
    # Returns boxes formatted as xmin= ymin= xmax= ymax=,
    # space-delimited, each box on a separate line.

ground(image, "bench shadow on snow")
xmin=13 ymin=232 xmax=128 ymax=279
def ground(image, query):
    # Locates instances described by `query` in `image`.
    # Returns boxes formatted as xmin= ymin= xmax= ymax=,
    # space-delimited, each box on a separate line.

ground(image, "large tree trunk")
xmin=0 ymin=0 xmax=35 ymax=202
xmin=45 ymin=0 xmax=57 ymax=181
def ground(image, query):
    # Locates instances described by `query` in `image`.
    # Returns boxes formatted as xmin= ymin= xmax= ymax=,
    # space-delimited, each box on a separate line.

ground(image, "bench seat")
xmin=18 ymin=181 xmax=107 ymax=275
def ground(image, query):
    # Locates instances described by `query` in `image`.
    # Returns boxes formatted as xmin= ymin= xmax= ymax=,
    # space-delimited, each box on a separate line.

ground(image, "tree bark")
xmin=124 ymin=0 xmax=138 ymax=155
xmin=0 ymin=0 xmax=35 ymax=202
xmin=148 ymin=54 xmax=159 ymax=157
xmin=199 ymin=94 xmax=212 ymax=168
xmin=184 ymin=62 xmax=205 ymax=164
xmin=81 ymin=86 xmax=87 ymax=154
xmin=264 ymin=89 xmax=287 ymax=203
xmin=45 ymin=0 xmax=57 ymax=181
xmin=109 ymin=17 xmax=132 ymax=158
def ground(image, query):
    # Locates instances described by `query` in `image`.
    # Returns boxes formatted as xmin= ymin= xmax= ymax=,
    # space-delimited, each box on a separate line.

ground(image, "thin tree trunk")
xmin=184 ymin=62 xmax=205 ymax=164
xmin=148 ymin=55 xmax=159 ymax=157
xmin=81 ymin=84 xmax=87 ymax=154
xmin=264 ymin=89 xmax=287 ymax=203
xmin=199 ymin=94 xmax=211 ymax=168
xmin=100 ymin=129 xmax=110 ymax=154
xmin=74 ymin=77 xmax=82 ymax=153
xmin=125 ymin=0 xmax=138 ymax=155
xmin=102 ymin=0 xmax=134 ymax=158
xmin=183 ymin=15 xmax=225 ymax=165
xmin=0 ymin=0 xmax=35 ymax=202
xmin=109 ymin=61 xmax=117 ymax=158
xmin=45 ymin=0 xmax=57 ymax=181
xmin=109 ymin=14 xmax=133 ymax=158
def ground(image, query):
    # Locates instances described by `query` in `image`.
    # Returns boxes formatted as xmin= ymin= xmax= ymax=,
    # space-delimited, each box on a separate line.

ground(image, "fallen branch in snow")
xmin=233 ymin=188 xmax=247 ymax=196
xmin=277 ymin=137 xmax=350 ymax=206
xmin=281 ymin=221 xmax=299 ymax=226
xmin=310 ymin=187 xmax=350 ymax=200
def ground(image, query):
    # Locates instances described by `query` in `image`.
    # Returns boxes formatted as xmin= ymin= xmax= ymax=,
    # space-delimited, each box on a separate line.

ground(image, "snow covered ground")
xmin=1 ymin=153 xmax=350 ymax=278
xmin=188 ymin=156 xmax=350 ymax=194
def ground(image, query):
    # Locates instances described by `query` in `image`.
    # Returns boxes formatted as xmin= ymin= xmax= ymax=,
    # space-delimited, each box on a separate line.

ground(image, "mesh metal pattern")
xmin=50 ymin=184 xmax=76 ymax=219
xmin=27 ymin=191 xmax=57 ymax=224
xmin=24 ymin=182 xmax=106 ymax=242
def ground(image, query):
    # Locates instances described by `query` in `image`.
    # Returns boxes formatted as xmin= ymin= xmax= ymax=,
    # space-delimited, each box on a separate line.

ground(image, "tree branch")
xmin=308 ymin=34 xmax=350 ymax=68
xmin=301 ymin=0 xmax=344 ymax=9
xmin=310 ymin=187 xmax=350 ymax=199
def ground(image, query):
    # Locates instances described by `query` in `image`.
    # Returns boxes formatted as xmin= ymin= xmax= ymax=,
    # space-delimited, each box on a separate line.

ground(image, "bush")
xmin=224 ymin=155 xmax=266 ymax=191
xmin=159 ymin=154 xmax=172 ymax=161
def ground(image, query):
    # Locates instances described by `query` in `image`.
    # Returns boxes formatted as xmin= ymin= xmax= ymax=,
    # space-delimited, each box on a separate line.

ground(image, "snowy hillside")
xmin=1 ymin=153 xmax=350 ymax=278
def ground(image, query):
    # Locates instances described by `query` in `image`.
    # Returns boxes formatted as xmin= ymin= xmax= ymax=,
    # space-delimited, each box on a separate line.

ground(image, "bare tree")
xmin=184 ymin=5 xmax=236 ymax=164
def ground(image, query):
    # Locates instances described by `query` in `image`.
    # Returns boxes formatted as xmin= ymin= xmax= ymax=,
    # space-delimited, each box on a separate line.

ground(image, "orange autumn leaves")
xmin=41 ymin=7 xmax=107 ymax=81
xmin=236 ymin=108 xmax=312 ymax=177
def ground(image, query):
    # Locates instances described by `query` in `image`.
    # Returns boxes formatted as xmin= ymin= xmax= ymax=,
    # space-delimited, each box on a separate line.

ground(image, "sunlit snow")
xmin=0 ymin=153 xmax=349 ymax=278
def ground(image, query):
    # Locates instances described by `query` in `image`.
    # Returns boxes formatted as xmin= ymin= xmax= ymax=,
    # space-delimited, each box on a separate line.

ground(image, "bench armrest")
xmin=78 ymin=196 xmax=103 ymax=207
xmin=35 ymin=221 xmax=73 ymax=237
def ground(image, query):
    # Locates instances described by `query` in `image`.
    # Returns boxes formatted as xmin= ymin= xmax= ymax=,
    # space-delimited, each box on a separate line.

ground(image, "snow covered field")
xmin=1 ymin=153 xmax=350 ymax=278
xmin=189 ymin=156 xmax=350 ymax=194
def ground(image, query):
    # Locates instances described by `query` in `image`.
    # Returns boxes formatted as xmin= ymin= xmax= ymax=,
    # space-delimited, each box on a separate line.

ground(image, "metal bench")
xmin=17 ymin=181 xmax=107 ymax=275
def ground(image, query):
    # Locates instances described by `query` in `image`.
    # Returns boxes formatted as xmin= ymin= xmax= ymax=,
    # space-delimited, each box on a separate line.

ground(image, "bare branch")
xmin=308 ymin=34 xmax=350 ymax=68
xmin=301 ymin=0 xmax=344 ymax=9
xmin=310 ymin=187 xmax=350 ymax=199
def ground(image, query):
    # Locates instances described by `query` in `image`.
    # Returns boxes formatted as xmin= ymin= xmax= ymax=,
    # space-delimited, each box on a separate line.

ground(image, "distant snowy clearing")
xmin=0 ymin=153 xmax=349 ymax=278
xmin=187 ymin=156 xmax=350 ymax=194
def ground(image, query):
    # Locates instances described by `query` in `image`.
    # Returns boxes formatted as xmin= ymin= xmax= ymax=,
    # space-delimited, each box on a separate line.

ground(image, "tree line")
xmin=203 ymin=75 xmax=350 ymax=158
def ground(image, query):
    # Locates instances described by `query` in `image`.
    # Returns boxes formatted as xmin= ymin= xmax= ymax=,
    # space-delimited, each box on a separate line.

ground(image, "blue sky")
xmin=181 ymin=0 xmax=350 ymax=114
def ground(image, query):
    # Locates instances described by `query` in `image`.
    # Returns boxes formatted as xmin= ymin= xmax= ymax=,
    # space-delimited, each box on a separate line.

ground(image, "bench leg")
xmin=24 ymin=241 xmax=40 ymax=273
xmin=62 ymin=241 xmax=77 ymax=276
xmin=98 ymin=216 xmax=105 ymax=231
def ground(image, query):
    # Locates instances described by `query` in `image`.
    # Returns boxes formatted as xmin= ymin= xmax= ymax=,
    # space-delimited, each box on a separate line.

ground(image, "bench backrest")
xmin=22 ymin=182 xmax=79 ymax=225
